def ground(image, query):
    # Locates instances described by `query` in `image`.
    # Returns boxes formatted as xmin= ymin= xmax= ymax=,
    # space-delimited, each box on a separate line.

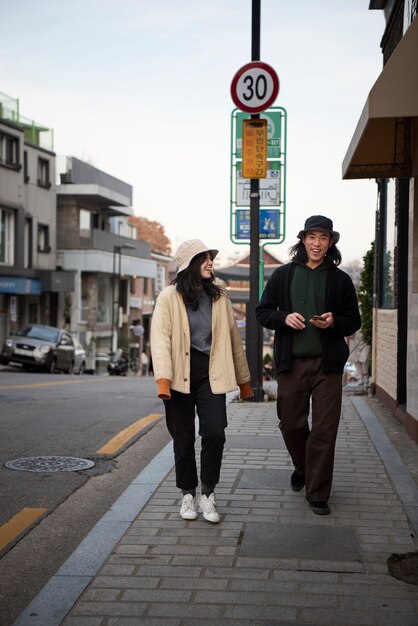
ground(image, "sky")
xmin=2 ymin=1 xmax=386 ymax=264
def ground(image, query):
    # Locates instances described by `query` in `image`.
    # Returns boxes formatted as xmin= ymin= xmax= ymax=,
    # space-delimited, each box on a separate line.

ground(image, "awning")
xmin=342 ymin=16 xmax=418 ymax=179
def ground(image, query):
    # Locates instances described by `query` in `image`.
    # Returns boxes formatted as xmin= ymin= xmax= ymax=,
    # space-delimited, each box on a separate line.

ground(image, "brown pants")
xmin=277 ymin=357 xmax=342 ymax=502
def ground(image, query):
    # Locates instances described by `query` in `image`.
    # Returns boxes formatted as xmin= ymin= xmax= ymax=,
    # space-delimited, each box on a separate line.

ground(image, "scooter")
xmin=107 ymin=348 xmax=129 ymax=376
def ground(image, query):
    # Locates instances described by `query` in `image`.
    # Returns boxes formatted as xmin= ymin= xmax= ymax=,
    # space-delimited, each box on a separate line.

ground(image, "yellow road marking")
xmin=97 ymin=413 xmax=164 ymax=455
xmin=0 ymin=378 xmax=109 ymax=390
xmin=0 ymin=507 xmax=48 ymax=552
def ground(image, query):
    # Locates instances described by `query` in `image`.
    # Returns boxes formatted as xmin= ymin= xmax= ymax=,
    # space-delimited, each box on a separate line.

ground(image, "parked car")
xmin=0 ymin=324 xmax=76 ymax=373
xmin=73 ymin=337 xmax=86 ymax=374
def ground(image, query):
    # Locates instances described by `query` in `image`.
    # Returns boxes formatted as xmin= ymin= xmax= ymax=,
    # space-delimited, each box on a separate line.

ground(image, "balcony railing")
xmin=57 ymin=228 xmax=151 ymax=258
xmin=0 ymin=91 xmax=54 ymax=151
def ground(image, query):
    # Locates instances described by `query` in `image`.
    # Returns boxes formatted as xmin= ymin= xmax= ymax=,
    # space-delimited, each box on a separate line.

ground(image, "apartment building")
xmin=0 ymin=91 xmax=73 ymax=345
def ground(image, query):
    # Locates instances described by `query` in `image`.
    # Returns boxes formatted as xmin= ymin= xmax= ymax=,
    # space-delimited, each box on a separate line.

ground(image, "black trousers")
xmin=277 ymin=357 xmax=342 ymax=502
xmin=164 ymin=349 xmax=227 ymax=491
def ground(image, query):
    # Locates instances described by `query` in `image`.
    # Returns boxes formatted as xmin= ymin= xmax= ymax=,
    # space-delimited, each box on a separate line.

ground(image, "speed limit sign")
xmin=231 ymin=61 xmax=279 ymax=114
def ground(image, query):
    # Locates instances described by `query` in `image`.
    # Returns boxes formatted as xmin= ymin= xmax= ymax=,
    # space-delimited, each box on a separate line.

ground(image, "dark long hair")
xmin=288 ymin=239 xmax=342 ymax=266
xmin=171 ymin=252 xmax=224 ymax=310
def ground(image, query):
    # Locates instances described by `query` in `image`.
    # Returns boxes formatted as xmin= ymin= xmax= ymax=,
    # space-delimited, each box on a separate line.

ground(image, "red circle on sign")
xmin=231 ymin=61 xmax=279 ymax=113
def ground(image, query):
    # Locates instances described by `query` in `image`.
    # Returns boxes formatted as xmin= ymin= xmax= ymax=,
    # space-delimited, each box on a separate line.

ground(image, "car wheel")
xmin=49 ymin=358 xmax=57 ymax=373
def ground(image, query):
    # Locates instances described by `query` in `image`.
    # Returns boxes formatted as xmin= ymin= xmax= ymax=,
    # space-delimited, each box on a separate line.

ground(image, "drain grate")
xmin=388 ymin=552 xmax=418 ymax=585
xmin=4 ymin=456 xmax=95 ymax=473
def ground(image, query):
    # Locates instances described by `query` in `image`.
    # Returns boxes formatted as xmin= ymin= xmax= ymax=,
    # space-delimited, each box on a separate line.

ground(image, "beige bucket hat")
xmin=174 ymin=239 xmax=219 ymax=274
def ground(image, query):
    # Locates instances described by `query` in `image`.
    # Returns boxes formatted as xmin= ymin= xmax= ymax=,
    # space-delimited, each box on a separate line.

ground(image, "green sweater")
xmin=290 ymin=262 xmax=328 ymax=357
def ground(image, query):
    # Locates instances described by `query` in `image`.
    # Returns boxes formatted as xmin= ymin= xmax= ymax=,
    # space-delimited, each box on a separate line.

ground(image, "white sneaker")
xmin=180 ymin=494 xmax=198 ymax=520
xmin=199 ymin=493 xmax=220 ymax=523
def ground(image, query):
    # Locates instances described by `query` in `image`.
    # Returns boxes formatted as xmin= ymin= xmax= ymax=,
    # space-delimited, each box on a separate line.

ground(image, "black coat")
xmin=255 ymin=262 xmax=361 ymax=374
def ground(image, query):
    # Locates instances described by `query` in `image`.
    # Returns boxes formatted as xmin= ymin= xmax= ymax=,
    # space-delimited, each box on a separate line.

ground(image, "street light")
xmin=110 ymin=243 xmax=136 ymax=353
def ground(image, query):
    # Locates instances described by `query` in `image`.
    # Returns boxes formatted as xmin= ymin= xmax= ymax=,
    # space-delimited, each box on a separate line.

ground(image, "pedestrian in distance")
xmin=140 ymin=350 xmax=149 ymax=376
xmin=151 ymin=239 xmax=253 ymax=523
xmin=256 ymin=215 xmax=361 ymax=515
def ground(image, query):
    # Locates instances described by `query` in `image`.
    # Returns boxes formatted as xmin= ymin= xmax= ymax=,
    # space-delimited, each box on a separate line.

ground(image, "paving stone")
xmin=121 ymin=589 xmax=192 ymax=602
xmin=91 ymin=576 xmax=160 ymax=589
xmin=160 ymin=577 xmax=228 ymax=590
xmin=73 ymin=601 xmax=147 ymax=616
xmin=224 ymin=604 xmax=297 ymax=621
xmin=148 ymin=603 xmax=221 ymax=618
xmin=239 ymin=522 xmax=360 ymax=561
xmin=226 ymin=434 xmax=286 ymax=449
xmin=107 ymin=616 xmax=182 ymax=626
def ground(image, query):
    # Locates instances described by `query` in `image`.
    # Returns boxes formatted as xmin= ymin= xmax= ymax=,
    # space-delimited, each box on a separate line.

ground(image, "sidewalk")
xmin=15 ymin=392 xmax=418 ymax=626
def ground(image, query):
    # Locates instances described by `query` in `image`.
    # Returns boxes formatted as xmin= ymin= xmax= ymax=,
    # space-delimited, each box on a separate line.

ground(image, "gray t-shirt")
xmin=186 ymin=292 xmax=212 ymax=355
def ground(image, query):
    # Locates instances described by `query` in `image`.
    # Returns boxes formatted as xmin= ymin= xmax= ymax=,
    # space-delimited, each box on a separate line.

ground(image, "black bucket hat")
xmin=297 ymin=215 xmax=340 ymax=244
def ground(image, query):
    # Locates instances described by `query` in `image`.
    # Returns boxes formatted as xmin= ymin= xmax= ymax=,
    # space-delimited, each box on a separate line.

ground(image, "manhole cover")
xmin=4 ymin=456 xmax=95 ymax=473
xmin=387 ymin=552 xmax=418 ymax=585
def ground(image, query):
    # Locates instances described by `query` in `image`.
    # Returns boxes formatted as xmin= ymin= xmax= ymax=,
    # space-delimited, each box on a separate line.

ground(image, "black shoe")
xmin=309 ymin=501 xmax=331 ymax=515
xmin=290 ymin=471 xmax=305 ymax=492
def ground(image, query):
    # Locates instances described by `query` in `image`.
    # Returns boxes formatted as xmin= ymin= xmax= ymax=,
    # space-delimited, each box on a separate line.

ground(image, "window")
xmin=377 ymin=179 xmax=396 ymax=309
xmin=382 ymin=180 xmax=396 ymax=308
xmin=37 ymin=157 xmax=51 ymax=188
xmin=0 ymin=209 xmax=14 ymax=265
xmin=24 ymin=217 xmax=33 ymax=268
xmin=128 ymin=223 xmax=137 ymax=239
xmin=97 ymin=275 xmax=112 ymax=323
xmin=79 ymin=209 xmax=91 ymax=238
xmin=37 ymin=223 xmax=51 ymax=253
xmin=23 ymin=150 xmax=29 ymax=182
xmin=0 ymin=132 xmax=19 ymax=169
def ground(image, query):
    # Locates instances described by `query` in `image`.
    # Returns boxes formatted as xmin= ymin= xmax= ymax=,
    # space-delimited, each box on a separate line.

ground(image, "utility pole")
xmin=247 ymin=0 xmax=264 ymax=401
xmin=230 ymin=0 xmax=279 ymax=401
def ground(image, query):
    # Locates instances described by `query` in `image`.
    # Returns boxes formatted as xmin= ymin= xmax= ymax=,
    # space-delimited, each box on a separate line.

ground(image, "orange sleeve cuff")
xmin=157 ymin=378 xmax=171 ymax=400
xmin=239 ymin=382 xmax=254 ymax=400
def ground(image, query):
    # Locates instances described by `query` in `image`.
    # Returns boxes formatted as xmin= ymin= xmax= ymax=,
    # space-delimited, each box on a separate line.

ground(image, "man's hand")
xmin=309 ymin=312 xmax=334 ymax=329
xmin=285 ymin=312 xmax=305 ymax=330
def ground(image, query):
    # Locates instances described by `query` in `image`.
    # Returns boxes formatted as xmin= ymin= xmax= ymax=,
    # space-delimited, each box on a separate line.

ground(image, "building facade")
xmin=0 ymin=92 xmax=74 ymax=346
xmin=343 ymin=1 xmax=418 ymax=441
xmin=56 ymin=157 xmax=157 ymax=360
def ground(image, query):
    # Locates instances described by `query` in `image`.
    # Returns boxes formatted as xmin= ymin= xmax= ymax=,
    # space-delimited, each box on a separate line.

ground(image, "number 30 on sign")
xmin=231 ymin=61 xmax=279 ymax=114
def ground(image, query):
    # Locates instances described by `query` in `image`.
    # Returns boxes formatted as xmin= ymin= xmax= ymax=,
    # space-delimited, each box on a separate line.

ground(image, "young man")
xmin=256 ymin=216 xmax=361 ymax=515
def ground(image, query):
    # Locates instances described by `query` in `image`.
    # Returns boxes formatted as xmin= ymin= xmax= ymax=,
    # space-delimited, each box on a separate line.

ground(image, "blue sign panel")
xmin=236 ymin=208 xmax=280 ymax=240
xmin=0 ymin=277 xmax=42 ymax=295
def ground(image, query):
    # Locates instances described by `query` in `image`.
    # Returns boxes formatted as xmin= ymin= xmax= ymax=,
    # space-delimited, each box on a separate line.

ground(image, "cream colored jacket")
xmin=150 ymin=286 xmax=253 ymax=399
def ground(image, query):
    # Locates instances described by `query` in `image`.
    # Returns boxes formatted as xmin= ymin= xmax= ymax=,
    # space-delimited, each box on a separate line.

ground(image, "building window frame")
xmin=0 ymin=208 xmax=15 ymax=265
xmin=37 ymin=157 xmax=51 ymax=188
xmin=0 ymin=131 xmax=20 ymax=170
xmin=37 ymin=223 xmax=51 ymax=253
xmin=23 ymin=150 xmax=29 ymax=183
xmin=24 ymin=217 xmax=33 ymax=268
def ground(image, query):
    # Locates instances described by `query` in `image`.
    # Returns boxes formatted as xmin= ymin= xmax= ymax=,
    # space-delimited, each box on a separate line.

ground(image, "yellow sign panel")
xmin=242 ymin=118 xmax=267 ymax=179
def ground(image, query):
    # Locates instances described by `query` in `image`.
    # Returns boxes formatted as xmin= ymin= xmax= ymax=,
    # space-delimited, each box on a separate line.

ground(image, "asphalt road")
xmin=0 ymin=367 xmax=171 ymax=626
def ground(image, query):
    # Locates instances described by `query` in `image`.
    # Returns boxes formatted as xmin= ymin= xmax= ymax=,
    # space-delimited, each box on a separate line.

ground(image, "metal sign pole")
xmin=246 ymin=0 xmax=264 ymax=401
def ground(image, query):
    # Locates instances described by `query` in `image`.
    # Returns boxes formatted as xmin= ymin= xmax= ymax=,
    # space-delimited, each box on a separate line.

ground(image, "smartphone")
xmin=312 ymin=315 xmax=327 ymax=321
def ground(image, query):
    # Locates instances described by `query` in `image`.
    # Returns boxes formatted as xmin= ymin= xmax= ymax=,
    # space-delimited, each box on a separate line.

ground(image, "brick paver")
xmin=59 ymin=394 xmax=418 ymax=625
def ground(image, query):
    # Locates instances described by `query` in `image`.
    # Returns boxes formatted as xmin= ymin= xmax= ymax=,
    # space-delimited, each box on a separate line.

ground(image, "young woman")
xmin=151 ymin=239 xmax=253 ymax=523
